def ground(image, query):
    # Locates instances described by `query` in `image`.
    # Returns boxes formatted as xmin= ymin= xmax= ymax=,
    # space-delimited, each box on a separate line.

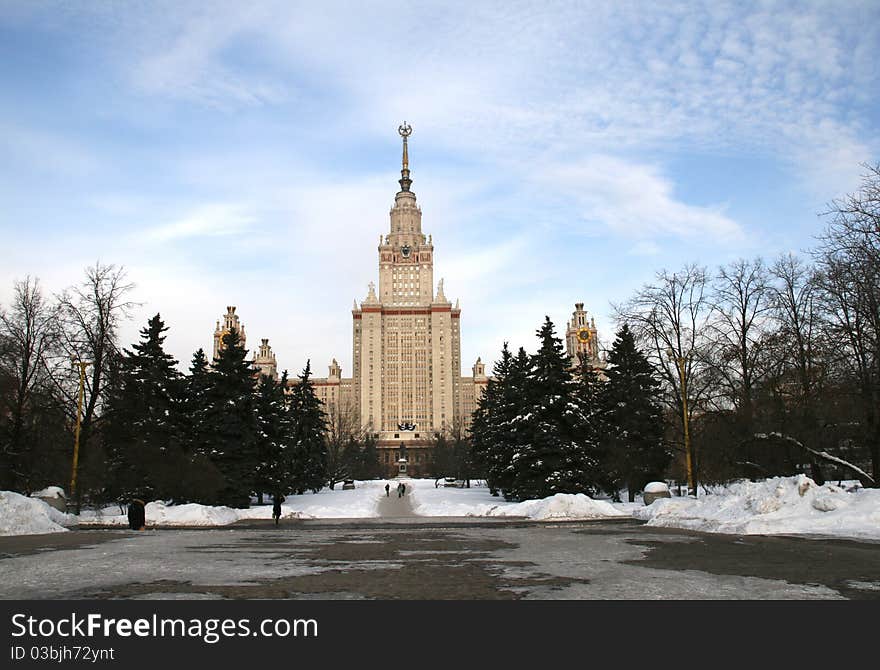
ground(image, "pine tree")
xmin=288 ymin=361 xmax=328 ymax=494
xmin=180 ymin=349 xmax=211 ymax=458
xmin=602 ymin=324 xmax=668 ymax=501
xmin=495 ymin=346 xmax=534 ymax=499
xmin=571 ymin=352 xmax=607 ymax=494
xmin=509 ymin=317 xmax=592 ymax=500
xmin=204 ymin=327 xmax=259 ymax=507
xmin=253 ymin=372 xmax=287 ymax=501
xmin=471 ymin=342 xmax=521 ymax=497
xmin=104 ymin=314 xmax=182 ymax=501
xmin=174 ymin=348 xmax=224 ymax=504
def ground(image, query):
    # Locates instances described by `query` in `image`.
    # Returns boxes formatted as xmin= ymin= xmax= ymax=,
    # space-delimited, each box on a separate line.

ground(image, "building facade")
xmin=211 ymin=125 xmax=602 ymax=477
xmin=345 ymin=123 xmax=480 ymax=474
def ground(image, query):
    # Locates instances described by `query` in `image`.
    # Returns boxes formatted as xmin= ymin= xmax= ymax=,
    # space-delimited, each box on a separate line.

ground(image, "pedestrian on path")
xmin=385 ymin=483 xmax=390 ymax=497
xmin=127 ymin=498 xmax=145 ymax=531
xmin=401 ymin=483 xmax=406 ymax=496
xmin=272 ymin=494 xmax=285 ymax=526
xmin=397 ymin=482 xmax=403 ymax=498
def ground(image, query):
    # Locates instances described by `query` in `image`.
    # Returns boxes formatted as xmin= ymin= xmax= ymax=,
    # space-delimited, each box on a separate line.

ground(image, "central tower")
xmin=351 ymin=124 xmax=462 ymax=461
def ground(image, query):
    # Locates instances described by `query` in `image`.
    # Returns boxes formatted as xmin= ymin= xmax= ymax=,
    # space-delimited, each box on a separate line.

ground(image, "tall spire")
xmin=398 ymin=121 xmax=413 ymax=192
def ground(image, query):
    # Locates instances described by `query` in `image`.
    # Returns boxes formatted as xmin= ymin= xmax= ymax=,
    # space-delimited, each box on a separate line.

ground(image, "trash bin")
xmin=643 ymin=481 xmax=671 ymax=505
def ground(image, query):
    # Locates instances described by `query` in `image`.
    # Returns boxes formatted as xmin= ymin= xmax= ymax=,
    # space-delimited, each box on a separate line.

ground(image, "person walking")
xmin=127 ymin=498 xmax=146 ymax=531
xmin=385 ymin=483 xmax=390 ymax=497
xmin=272 ymin=494 xmax=285 ymax=526
xmin=400 ymin=483 xmax=406 ymax=497
xmin=397 ymin=482 xmax=403 ymax=498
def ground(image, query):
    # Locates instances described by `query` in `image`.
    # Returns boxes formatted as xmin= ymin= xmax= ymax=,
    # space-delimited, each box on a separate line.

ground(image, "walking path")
xmin=377 ymin=483 xmax=418 ymax=518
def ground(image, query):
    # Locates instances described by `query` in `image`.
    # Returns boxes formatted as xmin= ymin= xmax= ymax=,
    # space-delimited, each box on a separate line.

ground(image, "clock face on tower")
xmin=577 ymin=327 xmax=592 ymax=344
xmin=401 ymin=244 xmax=411 ymax=258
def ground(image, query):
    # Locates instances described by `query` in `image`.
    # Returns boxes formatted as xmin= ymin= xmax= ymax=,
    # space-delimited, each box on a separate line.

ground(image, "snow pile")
xmin=276 ymin=480 xmax=385 ymax=518
xmin=0 ymin=491 xmax=76 ymax=536
xmin=634 ymin=475 xmax=880 ymax=540
xmin=30 ymin=486 xmax=66 ymax=500
xmin=488 ymin=493 xmax=629 ymax=520
xmin=408 ymin=479 xmax=510 ymax=516
xmin=409 ymin=480 xmax=627 ymax=520
xmin=76 ymin=482 xmax=386 ymax=527
xmin=78 ymin=501 xmax=310 ymax=527
xmin=145 ymin=502 xmax=242 ymax=526
xmin=77 ymin=504 xmax=127 ymax=525
xmin=644 ymin=482 xmax=669 ymax=494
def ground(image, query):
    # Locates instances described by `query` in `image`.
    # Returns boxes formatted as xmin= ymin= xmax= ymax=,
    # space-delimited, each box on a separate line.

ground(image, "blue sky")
xmin=1 ymin=0 xmax=878 ymax=377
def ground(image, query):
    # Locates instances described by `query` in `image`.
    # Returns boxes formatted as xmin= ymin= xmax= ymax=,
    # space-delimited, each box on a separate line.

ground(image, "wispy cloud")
xmin=142 ymin=203 xmax=256 ymax=243
xmin=541 ymin=156 xmax=743 ymax=241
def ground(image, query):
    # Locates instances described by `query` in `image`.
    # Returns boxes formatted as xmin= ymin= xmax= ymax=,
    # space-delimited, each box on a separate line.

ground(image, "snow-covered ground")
xmin=635 ymin=474 xmax=880 ymax=541
xmin=0 ymin=491 xmax=77 ymax=536
xmin=2 ymin=475 xmax=878 ymax=541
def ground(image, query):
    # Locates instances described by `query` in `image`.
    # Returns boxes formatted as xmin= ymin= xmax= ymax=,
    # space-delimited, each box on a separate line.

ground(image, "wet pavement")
xmin=2 ymin=518 xmax=879 ymax=600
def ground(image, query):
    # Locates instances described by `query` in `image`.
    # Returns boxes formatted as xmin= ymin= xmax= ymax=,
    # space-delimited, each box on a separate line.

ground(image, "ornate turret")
xmin=213 ymin=305 xmax=246 ymax=360
xmin=364 ymin=281 xmax=379 ymax=305
xmin=253 ymin=338 xmax=278 ymax=380
xmin=565 ymin=301 xmax=601 ymax=370
xmin=435 ymin=278 xmax=448 ymax=303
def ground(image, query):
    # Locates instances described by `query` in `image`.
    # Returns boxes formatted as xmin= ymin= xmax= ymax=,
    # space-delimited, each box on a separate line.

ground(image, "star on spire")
xmin=398 ymin=121 xmax=413 ymax=192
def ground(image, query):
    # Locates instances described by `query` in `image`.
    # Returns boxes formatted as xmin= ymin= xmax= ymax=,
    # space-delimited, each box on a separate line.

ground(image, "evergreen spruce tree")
xmin=510 ymin=317 xmax=595 ymax=500
xmin=499 ymin=346 xmax=533 ymax=499
xmin=104 ymin=314 xmax=182 ymax=501
xmin=471 ymin=343 xmax=523 ymax=498
xmin=571 ymin=352 xmax=607 ymax=495
xmin=288 ymin=361 xmax=328 ymax=494
xmin=602 ymin=324 xmax=668 ymax=501
xmin=175 ymin=348 xmax=224 ymax=503
xmin=204 ymin=327 xmax=259 ymax=507
xmin=253 ymin=372 xmax=287 ymax=502
xmin=182 ymin=348 xmax=211 ymax=457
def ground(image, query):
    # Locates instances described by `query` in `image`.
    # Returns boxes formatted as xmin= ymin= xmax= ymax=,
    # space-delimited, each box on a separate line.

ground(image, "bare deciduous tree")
xmin=706 ymin=258 xmax=773 ymax=426
xmin=324 ymin=398 xmax=361 ymax=489
xmin=50 ymin=263 xmax=137 ymax=501
xmin=614 ymin=264 xmax=712 ymax=492
xmin=768 ymin=253 xmax=826 ymax=421
xmin=0 ymin=276 xmax=62 ymax=489
xmin=814 ymin=164 xmax=880 ymax=484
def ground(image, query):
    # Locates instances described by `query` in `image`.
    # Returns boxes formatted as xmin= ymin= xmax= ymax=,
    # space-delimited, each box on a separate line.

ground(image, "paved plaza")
xmin=2 ymin=514 xmax=879 ymax=600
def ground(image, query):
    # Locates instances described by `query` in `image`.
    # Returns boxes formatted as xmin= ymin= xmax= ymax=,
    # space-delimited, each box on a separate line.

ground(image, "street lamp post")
xmin=69 ymin=358 xmax=92 ymax=512
xmin=667 ymin=349 xmax=695 ymax=497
